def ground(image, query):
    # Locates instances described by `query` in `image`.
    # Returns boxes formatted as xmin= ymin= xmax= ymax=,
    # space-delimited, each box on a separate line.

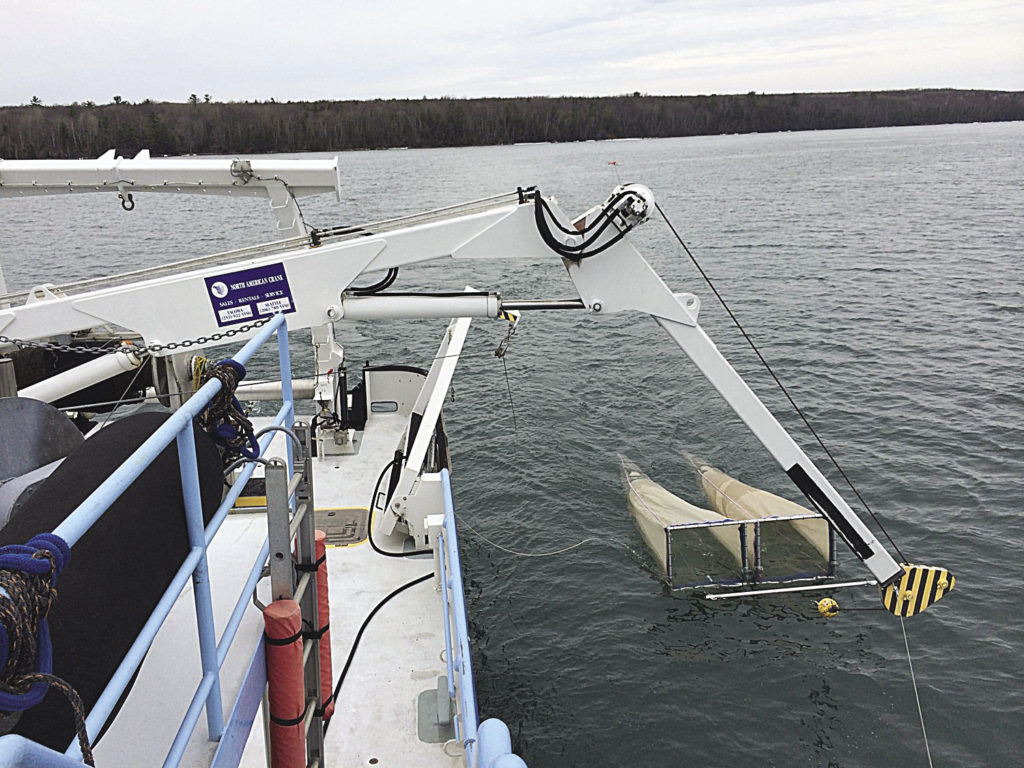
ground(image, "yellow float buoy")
xmin=816 ymin=597 xmax=839 ymax=618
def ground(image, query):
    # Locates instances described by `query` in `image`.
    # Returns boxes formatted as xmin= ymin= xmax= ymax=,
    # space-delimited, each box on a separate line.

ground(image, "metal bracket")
xmin=263 ymin=425 xmax=326 ymax=764
xmin=265 ymin=181 xmax=303 ymax=238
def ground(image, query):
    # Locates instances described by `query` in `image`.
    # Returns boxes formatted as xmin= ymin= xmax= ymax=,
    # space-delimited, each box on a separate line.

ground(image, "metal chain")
xmin=0 ymin=317 xmax=270 ymax=357
xmin=0 ymin=335 xmax=122 ymax=356
xmin=138 ymin=317 xmax=271 ymax=354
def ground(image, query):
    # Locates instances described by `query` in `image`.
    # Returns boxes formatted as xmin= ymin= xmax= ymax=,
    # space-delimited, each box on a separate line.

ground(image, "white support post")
xmin=311 ymin=324 xmax=344 ymax=406
xmin=0 ymin=152 xmax=342 ymax=201
xmin=379 ymin=314 xmax=472 ymax=541
xmin=340 ymin=293 xmax=499 ymax=320
xmin=561 ymin=227 xmax=905 ymax=586
xmin=655 ymin=314 xmax=903 ymax=585
xmin=17 ymin=345 xmax=143 ymax=403
xmin=266 ymin=182 xmax=305 ymax=238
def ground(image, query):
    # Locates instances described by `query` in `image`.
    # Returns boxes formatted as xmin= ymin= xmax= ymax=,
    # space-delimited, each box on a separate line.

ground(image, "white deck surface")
xmin=92 ymin=409 xmax=464 ymax=768
xmin=92 ymin=512 xmax=269 ymax=767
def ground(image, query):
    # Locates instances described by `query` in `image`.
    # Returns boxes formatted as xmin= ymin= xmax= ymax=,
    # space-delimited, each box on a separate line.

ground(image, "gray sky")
xmin=3 ymin=0 xmax=1021 ymax=106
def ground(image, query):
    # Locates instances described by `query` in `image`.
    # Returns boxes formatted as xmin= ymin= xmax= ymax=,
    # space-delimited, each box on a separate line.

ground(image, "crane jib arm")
xmin=0 ymin=172 xmax=953 ymax=613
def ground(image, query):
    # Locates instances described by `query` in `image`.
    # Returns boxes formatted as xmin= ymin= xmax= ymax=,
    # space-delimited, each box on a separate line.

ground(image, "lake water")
xmin=2 ymin=122 xmax=1022 ymax=767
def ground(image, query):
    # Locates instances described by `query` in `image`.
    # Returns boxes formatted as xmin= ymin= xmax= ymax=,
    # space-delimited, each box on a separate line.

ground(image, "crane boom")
xmin=0 ymin=166 xmax=953 ymax=609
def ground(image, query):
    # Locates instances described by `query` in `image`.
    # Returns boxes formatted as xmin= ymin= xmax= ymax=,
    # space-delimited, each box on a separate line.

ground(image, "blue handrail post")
xmin=436 ymin=531 xmax=457 ymax=700
xmin=52 ymin=314 xmax=283 ymax=549
xmin=276 ymin=321 xmax=295 ymax=505
xmin=439 ymin=469 xmax=479 ymax=765
xmin=39 ymin=315 xmax=290 ymax=761
xmin=438 ymin=470 xmax=525 ymax=767
xmin=176 ymin=425 xmax=225 ymax=741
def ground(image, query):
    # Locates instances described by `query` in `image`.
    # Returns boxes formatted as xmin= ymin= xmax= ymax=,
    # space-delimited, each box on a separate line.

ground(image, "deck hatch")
xmin=315 ymin=507 xmax=368 ymax=546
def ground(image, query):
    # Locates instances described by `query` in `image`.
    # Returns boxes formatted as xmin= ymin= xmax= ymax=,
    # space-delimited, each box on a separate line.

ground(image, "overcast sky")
xmin=3 ymin=0 xmax=1021 ymax=106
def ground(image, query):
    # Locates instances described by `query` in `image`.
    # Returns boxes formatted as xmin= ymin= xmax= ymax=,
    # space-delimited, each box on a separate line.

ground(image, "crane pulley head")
xmin=880 ymin=563 xmax=955 ymax=617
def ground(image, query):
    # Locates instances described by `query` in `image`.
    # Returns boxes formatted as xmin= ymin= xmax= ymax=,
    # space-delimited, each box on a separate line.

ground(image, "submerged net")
xmin=621 ymin=455 xmax=742 ymax=585
xmin=622 ymin=456 xmax=833 ymax=588
xmin=699 ymin=465 xmax=830 ymax=572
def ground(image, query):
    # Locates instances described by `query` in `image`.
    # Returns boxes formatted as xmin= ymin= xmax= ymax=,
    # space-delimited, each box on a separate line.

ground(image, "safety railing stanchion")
xmin=265 ymin=460 xmax=294 ymax=601
xmin=277 ymin=321 xmax=295 ymax=507
xmin=293 ymin=423 xmax=325 ymax=766
xmin=436 ymin=531 xmax=458 ymax=715
xmin=177 ymin=425 xmax=225 ymax=740
xmin=36 ymin=314 xmax=295 ymax=764
xmin=264 ymin=419 xmax=325 ymax=766
xmin=439 ymin=469 xmax=479 ymax=765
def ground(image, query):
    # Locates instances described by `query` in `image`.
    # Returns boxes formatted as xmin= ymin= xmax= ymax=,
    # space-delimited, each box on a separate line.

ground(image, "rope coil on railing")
xmin=198 ymin=359 xmax=260 ymax=461
xmin=0 ymin=534 xmax=94 ymax=765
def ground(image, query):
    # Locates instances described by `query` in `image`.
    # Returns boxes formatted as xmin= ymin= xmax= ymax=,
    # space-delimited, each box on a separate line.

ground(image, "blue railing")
xmin=0 ymin=313 xmax=292 ymax=767
xmin=438 ymin=470 xmax=526 ymax=768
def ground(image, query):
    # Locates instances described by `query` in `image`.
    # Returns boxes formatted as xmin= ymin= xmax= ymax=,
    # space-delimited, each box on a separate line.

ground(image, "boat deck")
xmin=92 ymin=410 xmax=462 ymax=767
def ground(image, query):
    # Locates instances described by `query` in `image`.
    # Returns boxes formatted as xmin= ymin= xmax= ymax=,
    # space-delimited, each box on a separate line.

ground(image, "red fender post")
xmin=264 ymin=599 xmax=306 ymax=767
xmin=315 ymin=529 xmax=335 ymax=722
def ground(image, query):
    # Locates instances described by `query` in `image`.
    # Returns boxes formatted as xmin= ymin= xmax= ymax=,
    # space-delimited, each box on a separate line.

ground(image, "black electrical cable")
xmin=317 ymin=224 xmax=375 ymax=239
xmin=534 ymin=204 xmax=619 ymax=260
xmin=655 ymin=200 xmax=908 ymax=563
xmin=366 ymin=457 xmax=431 ymax=558
xmin=321 ymin=571 xmax=431 ymax=735
xmin=535 ymin=195 xmax=620 ymax=252
xmin=537 ymin=188 xmax=636 ymax=236
xmin=351 ymin=268 xmax=399 ymax=295
xmin=532 ymin=190 xmax=635 ymax=261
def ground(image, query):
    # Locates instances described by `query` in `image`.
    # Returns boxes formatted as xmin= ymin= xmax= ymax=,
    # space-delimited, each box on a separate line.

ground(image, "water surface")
xmin=2 ymin=122 xmax=1021 ymax=767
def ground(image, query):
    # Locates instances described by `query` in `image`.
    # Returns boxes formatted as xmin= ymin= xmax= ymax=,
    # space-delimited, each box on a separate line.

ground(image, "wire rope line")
xmin=655 ymin=201 xmax=907 ymax=563
xmin=455 ymin=513 xmax=602 ymax=558
xmin=901 ymin=617 xmax=935 ymax=768
xmin=97 ymin=352 xmax=151 ymax=430
xmin=500 ymin=357 xmax=518 ymax=430
xmin=0 ymin=546 xmax=94 ymax=765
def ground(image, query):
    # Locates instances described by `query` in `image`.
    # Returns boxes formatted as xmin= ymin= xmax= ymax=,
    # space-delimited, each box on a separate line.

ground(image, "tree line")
xmin=1 ymin=89 xmax=1021 ymax=159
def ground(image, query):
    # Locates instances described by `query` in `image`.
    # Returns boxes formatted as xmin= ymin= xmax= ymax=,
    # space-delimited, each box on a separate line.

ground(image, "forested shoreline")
xmin=1 ymin=89 xmax=1021 ymax=159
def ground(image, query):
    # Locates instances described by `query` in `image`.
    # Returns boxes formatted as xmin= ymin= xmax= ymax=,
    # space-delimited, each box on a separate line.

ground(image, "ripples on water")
xmin=2 ymin=123 xmax=1021 ymax=766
